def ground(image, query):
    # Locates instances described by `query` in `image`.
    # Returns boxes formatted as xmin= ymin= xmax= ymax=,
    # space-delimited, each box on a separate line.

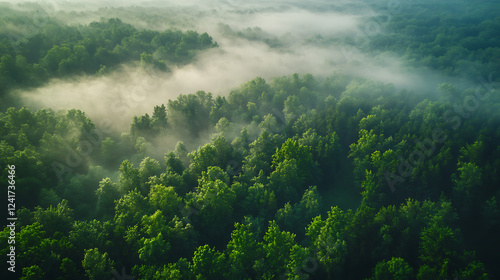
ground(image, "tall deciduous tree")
xmin=82 ymin=248 xmax=115 ymax=280
xmin=95 ymin=178 xmax=120 ymax=220
xmin=254 ymin=221 xmax=296 ymax=278
xmin=190 ymin=245 xmax=227 ymax=280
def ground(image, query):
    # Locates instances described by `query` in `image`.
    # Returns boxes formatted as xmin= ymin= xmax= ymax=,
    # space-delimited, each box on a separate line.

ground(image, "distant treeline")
xmin=323 ymin=0 xmax=500 ymax=79
xmin=0 ymin=7 xmax=217 ymax=99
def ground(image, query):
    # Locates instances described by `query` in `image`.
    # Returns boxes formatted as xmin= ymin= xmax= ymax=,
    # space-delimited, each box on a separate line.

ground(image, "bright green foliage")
xmin=360 ymin=170 xmax=385 ymax=208
xmin=188 ymin=143 xmax=217 ymax=176
xmin=283 ymin=244 xmax=313 ymax=280
xmin=298 ymin=130 xmax=342 ymax=173
xmin=451 ymin=161 xmax=482 ymax=215
xmin=33 ymin=200 xmax=74 ymax=236
xmin=254 ymin=221 xmax=296 ymax=278
xmin=114 ymin=189 xmax=148 ymax=234
xmin=243 ymin=130 xmax=285 ymax=178
xmin=369 ymin=257 xmax=414 ymax=280
xmin=268 ymin=158 xmax=303 ymax=205
xmin=95 ymin=178 xmax=120 ymax=220
xmin=20 ymin=265 xmax=45 ymax=280
xmin=226 ymin=223 xmax=261 ymax=278
xmin=1 ymin=67 xmax=498 ymax=278
xmin=190 ymin=245 xmax=227 ymax=280
xmin=455 ymin=261 xmax=489 ymax=280
xmin=189 ymin=167 xmax=236 ymax=244
xmin=198 ymin=165 xmax=230 ymax=187
xmin=150 ymin=259 xmax=193 ymax=280
xmin=69 ymin=219 xmax=110 ymax=255
xmin=271 ymin=138 xmax=317 ymax=183
xmin=118 ymin=160 xmax=140 ymax=193
xmin=82 ymin=248 xmax=115 ymax=280
xmin=244 ymin=182 xmax=277 ymax=219
xmin=149 ymin=185 xmax=182 ymax=219
xmin=15 ymin=223 xmax=45 ymax=264
xmin=349 ymin=129 xmax=392 ymax=183
xmin=310 ymin=207 xmax=349 ymax=279
xmin=419 ymin=225 xmax=457 ymax=264
xmin=139 ymin=232 xmax=171 ymax=265
xmin=1 ymin=3 xmax=499 ymax=278
xmin=138 ymin=157 xmax=161 ymax=195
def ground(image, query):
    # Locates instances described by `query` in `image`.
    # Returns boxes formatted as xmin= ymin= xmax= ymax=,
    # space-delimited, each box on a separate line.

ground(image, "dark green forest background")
xmin=1 ymin=0 xmax=499 ymax=279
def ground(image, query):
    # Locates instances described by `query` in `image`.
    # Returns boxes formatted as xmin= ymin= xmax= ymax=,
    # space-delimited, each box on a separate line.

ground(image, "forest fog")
xmin=2 ymin=0 xmax=500 ymax=279
xmin=10 ymin=0 xmax=451 ymax=132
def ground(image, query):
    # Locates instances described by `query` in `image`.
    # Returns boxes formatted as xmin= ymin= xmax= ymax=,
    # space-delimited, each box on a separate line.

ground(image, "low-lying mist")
xmin=9 ymin=0 xmax=467 ymax=134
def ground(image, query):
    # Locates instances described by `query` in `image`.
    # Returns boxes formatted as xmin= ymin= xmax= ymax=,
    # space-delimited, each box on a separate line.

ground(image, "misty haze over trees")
xmin=0 ymin=0 xmax=499 ymax=279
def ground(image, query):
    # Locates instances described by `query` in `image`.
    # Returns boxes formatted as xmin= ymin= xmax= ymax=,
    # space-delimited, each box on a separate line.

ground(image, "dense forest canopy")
xmin=0 ymin=4 xmax=217 ymax=107
xmin=0 ymin=0 xmax=499 ymax=279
